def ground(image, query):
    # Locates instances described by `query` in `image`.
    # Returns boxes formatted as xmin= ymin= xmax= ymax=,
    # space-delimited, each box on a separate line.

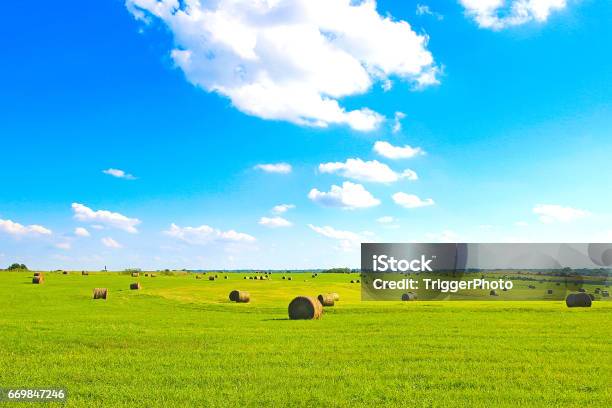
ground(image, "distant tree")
xmin=7 ymin=263 xmax=28 ymax=270
xmin=323 ymin=267 xmax=351 ymax=274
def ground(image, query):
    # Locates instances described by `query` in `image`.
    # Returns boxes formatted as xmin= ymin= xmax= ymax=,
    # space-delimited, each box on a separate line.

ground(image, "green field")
xmin=1 ymin=271 xmax=611 ymax=407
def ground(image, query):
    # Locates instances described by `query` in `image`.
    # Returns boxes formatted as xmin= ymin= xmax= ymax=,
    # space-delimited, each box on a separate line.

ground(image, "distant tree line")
xmin=6 ymin=263 xmax=28 ymax=271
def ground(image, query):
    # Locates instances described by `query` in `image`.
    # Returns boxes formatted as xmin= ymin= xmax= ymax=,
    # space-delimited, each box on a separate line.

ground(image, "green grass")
xmin=0 ymin=271 xmax=610 ymax=407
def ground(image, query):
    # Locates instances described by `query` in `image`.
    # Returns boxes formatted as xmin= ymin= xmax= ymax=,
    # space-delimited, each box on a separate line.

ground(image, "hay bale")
xmin=33 ymin=272 xmax=42 ymax=277
xmin=32 ymin=276 xmax=44 ymax=284
xmin=350 ymin=280 xmax=355 ymax=284
xmin=489 ymin=290 xmax=498 ymax=296
xmin=130 ymin=282 xmax=141 ymax=290
xmin=215 ymin=274 xmax=218 ymax=278
xmin=356 ymin=279 xmax=360 ymax=283
xmin=288 ymin=296 xmax=323 ymax=320
xmin=288 ymin=277 xmax=292 ymax=281
xmin=331 ymin=292 xmax=340 ymax=301
xmin=93 ymin=288 xmax=108 ymax=300
xmin=209 ymin=276 xmax=215 ymax=281
xmin=317 ymin=294 xmax=335 ymax=307
xmin=229 ymin=290 xmax=250 ymax=303
xmin=195 ymin=275 xmax=202 ymax=279
xmin=81 ymin=271 xmax=88 ymax=276
xmin=282 ymin=276 xmax=286 ymax=280
xmin=602 ymin=290 xmax=609 ymax=297
xmin=131 ymin=272 xmax=139 ymax=277
xmin=145 ymin=273 xmax=149 ymax=277
xmin=243 ymin=276 xmax=247 ymax=280
xmin=565 ymin=293 xmax=591 ymax=308
xmin=578 ymin=288 xmax=586 ymax=293
xmin=150 ymin=273 xmax=156 ymax=277
xmin=547 ymin=289 xmax=553 ymax=295
xmin=224 ymin=276 xmax=228 ymax=280
xmin=62 ymin=271 xmax=68 ymax=275
xmin=594 ymin=288 xmax=600 ymax=294
xmin=588 ymin=293 xmax=595 ymax=301
xmin=401 ymin=293 xmax=416 ymax=301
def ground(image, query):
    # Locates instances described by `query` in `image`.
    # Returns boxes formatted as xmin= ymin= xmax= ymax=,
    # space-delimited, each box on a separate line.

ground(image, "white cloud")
xmin=0 ymin=219 xmax=52 ymax=237
xmin=165 ymin=223 xmax=256 ymax=245
xmin=392 ymin=192 xmax=435 ymax=208
xmin=308 ymin=224 xmax=362 ymax=251
xmin=55 ymin=242 xmax=72 ymax=250
xmin=259 ymin=216 xmax=293 ymax=228
xmin=373 ymin=141 xmax=425 ymax=159
xmin=425 ymin=229 xmax=459 ymax=243
xmin=74 ymin=227 xmax=91 ymax=237
xmin=533 ymin=204 xmax=590 ymax=223
xmin=319 ymin=158 xmax=417 ymax=183
xmin=308 ymin=181 xmax=380 ymax=209
xmin=72 ymin=203 xmax=141 ymax=234
xmin=416 ymin=4 xmax=444 ymax=20
xmin=272 ymin=204 xmax=295 ymax=214
xmin=254 ymin=163 xmax=292 ymax=174
xmin=515 ymin=221 xmax=529 ymax=227
xmin=126 ymin=0 xmax=438 ymax=131
xmin=103 ymin=168 xmax=136 ymax=180
xmin=101 ymin=237 xmax=122 ymax=249
xmin=460 ymin=0 xmax=567 ymax=30
xmin=392 ymin=111 xmax=406 ymax=134
xmin=377 ymin=216 xmax=395 ymax=224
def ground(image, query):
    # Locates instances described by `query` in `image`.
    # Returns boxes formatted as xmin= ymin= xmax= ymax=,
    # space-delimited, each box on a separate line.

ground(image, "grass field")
xmin=1 ymin=271 xmax=611 ymax=407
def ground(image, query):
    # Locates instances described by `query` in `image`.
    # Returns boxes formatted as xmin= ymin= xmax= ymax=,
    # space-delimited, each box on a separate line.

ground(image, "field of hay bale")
xmin=0 ymin=270 xmax=611 ymax=407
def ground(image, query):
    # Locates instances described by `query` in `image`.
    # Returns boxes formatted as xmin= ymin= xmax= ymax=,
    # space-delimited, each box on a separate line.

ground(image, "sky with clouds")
xmin=0 ymin=0 xmax=611 ymax=270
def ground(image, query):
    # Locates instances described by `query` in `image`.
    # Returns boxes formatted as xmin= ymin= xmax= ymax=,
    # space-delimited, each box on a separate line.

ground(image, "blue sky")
xmin=0 ymin=0 xmax=610 ymax=270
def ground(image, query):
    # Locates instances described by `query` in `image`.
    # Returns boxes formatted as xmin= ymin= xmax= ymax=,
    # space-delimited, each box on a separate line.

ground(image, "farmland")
xmin=0 ymin=271 xmax=611 ymax=407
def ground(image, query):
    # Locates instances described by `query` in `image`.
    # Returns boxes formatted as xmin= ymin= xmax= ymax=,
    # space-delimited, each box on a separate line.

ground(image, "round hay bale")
xmin=489 ymin=290 xmax=498 ymax=296
xmin=282 ymin=276 xmax=286 ymax=280
xmin=150 ymin=273 xmax=157 ymax=277
xmin=32 ymin=276 xmax=44 ymax=284
xmin=93 ymin=288 xmax=108 ymax=300
xmin=81 ymin=271 xmax=88 ymax=276
xmin=578 ymin=288 xmax=586 ymax=293
xmin=317 ymin=294 xmax=335 ymax=307
xmin=594 ymin=288 xmax=600 ymax=294
xmin=547 ymin=289 xmax=553 ymax=294
xmin=62 ymin=271 xmax=68 ymax=275
xmin=288 ymin=296 xmax=323 ymax=320
xmin=528 ymin=285 xmax=536 ymax=289
xmin=331 ymin=292 xmax=340 ymax=301
xmin=287 ymin=277 xmax=292 ymax=281
xmin=401 ymin=293 xmax=416 ymax=301
xmin=224 ymin=276 xmax=228 ymax=280
xmin=131 ymin=272 xmax=139 ymax=277
xmin=350 ymin=280 xmax=355 ymax=284
xmin=229 ymin=290 xmax=250 ymax=303
xmin=215 ymin=274 xmax=218 ymax=278
xmin=588 ymin=293 xmax=595 ymax=301
xmin=243 ymin=276 xmax=247 ymax=280
xmin=602 ymin=290 xmax=609 ymax=297
xmin=130 ymin=282 xmax=141 ymax=290
xmin=209 ymin=276 xmax=215 ymax=281
xmin=356 ymin=279 xmax=360 ymax=283
xmin=145 ymin=273 xmax=149 ymax=277
xmin=565 ymin=293 xmax=591 ymax=308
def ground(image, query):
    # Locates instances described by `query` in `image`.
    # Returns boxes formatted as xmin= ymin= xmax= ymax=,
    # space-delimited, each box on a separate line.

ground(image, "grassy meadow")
xmin=0 ymin=270 xmax=611 ymax=407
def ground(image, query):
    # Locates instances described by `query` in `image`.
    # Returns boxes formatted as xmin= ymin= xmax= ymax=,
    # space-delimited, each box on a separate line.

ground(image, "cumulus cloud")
xmin=126 ymin=0 xmax=438 ymax=130
xmin=0 ymin=219 xmax=52 ymax=237
xmin=416 ymin=4 xmax=444 ymax=20
xmin=533 ymin=204 xmax=590 ymax=223
xmin=392 ymin=111 xmax=406 ymax=134
xmin=103 ymin=168 xmax=136 ymax=180
xmin=254 ymin=163 xmax=292 ymax=174
xmin=74 ymin=227 xmax=91 ymax=237
xmin=259 ymin=216 xmax=293 ymax=228
xmin=55 ymin=242 xmax=72 ymax=250
xmin=272 ymin=204 xmax=295 ymax=214
xmin=72 ymin=203 xmax=141 ymax=234
xmin=515 ymin=221 xmax=529 ymax=227
xmin=101 ymin=237 xmax=122 ymax=249
xmin=319 ymin=158 xmax=417 ymax=183
xmin=460 ymin=0 xmax=567 ymax=30
xmin=377 ymin=216 xmax=395 ymax=224
xmin=165 ymin=223 xmax=256 ymax=245
xmin=392 ymin=192 xmax=435 ymax=208
xmin=308 ymin=181 xmax=380 ymax=209
xmin=308 ymin=224 xmax=363 ymax=251
xmin=373 ymin=141 xmax=425 ymax=159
